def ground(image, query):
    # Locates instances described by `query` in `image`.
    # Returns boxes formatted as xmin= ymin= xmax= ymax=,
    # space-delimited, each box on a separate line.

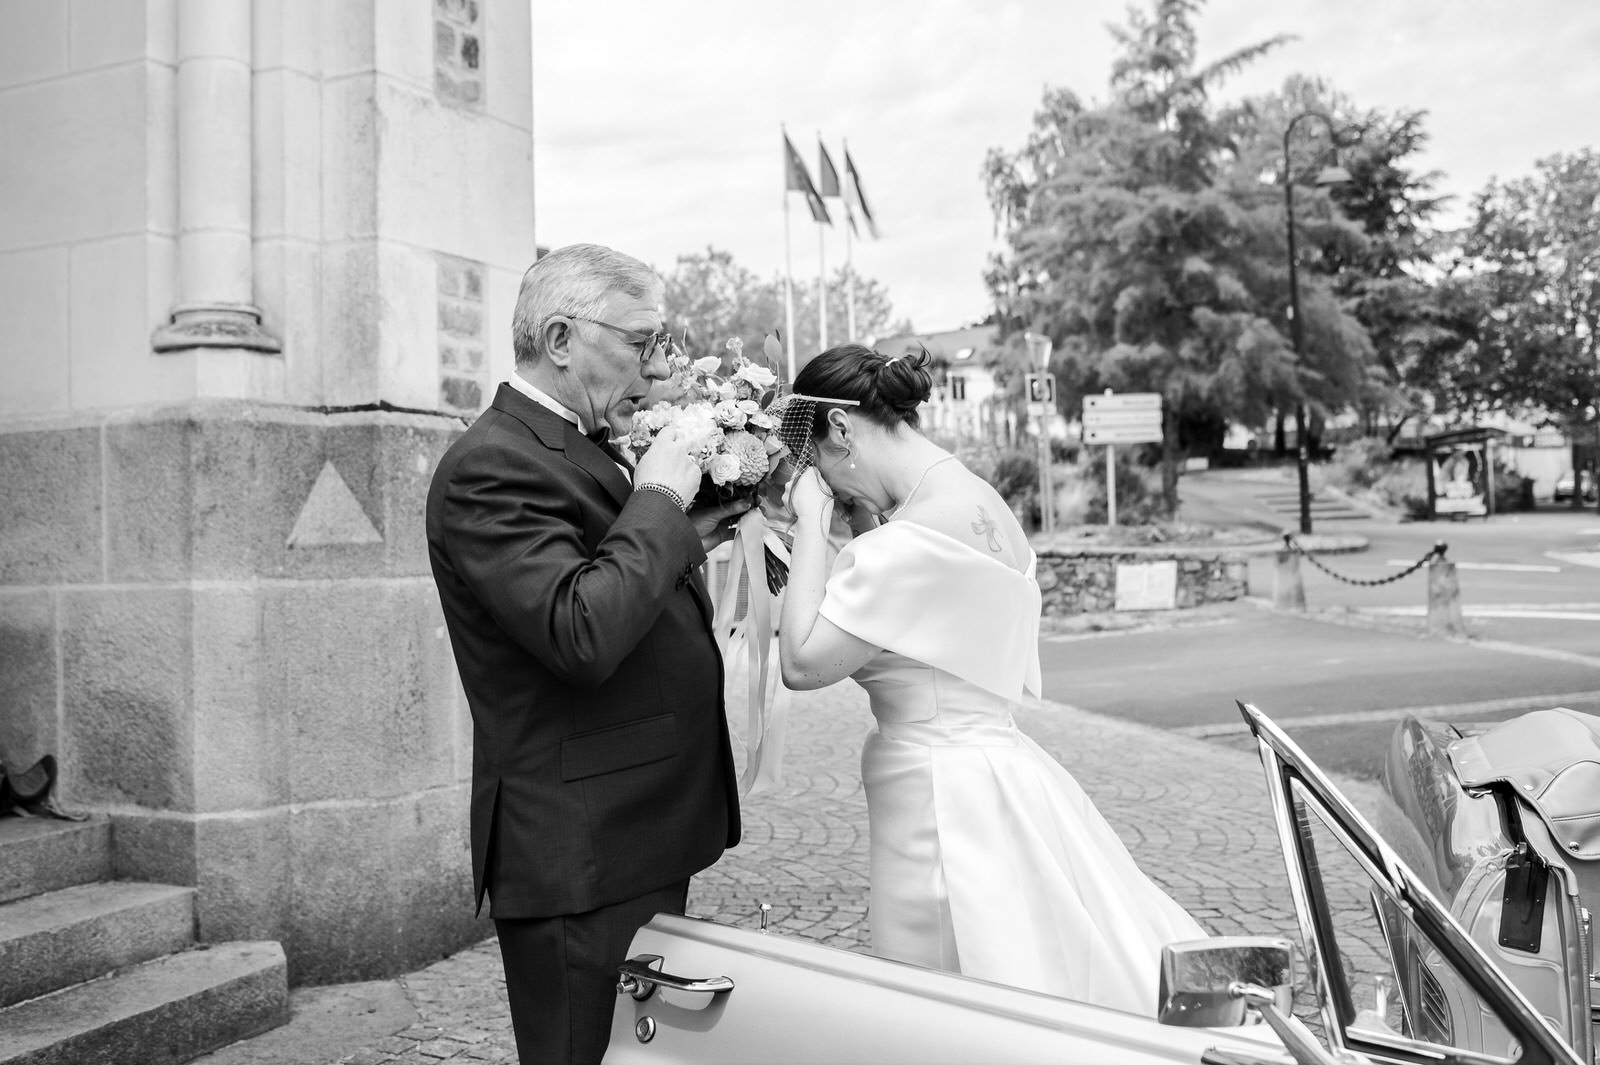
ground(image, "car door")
xmin=606 ymin=912 xmax=1296 ymax=1065
xmin=1240 ymin=701 xmax=1585 ymax=1065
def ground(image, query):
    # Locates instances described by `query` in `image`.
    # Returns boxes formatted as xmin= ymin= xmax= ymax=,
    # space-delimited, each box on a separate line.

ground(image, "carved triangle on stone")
xmin=286 ymin=461 xmax=384 ymax=548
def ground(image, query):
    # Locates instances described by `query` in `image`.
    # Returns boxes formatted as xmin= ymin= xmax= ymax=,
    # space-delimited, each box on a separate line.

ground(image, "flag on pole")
xmin=784 ymin=132 xmax=830 ymax=225
xmin=844 ymin=148 xmax=879 ymax=239
xmin=818 ymin=140 xmax=841 ymax=198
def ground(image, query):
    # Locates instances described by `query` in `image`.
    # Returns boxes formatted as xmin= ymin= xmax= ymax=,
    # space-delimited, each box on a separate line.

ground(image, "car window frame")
xmin=1239 ymin=701 xmax=1583 ymax=1065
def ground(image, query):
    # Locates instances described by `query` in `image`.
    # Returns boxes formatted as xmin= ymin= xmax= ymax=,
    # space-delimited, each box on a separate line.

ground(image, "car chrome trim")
xmin=1240 ymin=701 xmax=1585 ymax=1065
xmin=616 ymin=953 xmax=735 ymax=1000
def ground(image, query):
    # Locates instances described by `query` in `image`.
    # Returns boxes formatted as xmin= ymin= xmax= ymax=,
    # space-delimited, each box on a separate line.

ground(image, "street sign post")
xmin=1081 ymin=391 xmax=1163 ymax=525
xmin=1022 ymin=335 xmax=1055 ymax=537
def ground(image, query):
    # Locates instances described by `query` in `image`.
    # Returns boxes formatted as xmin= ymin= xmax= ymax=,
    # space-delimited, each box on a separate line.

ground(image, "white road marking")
xmin=1176 ymin=690 xmax=1600 ymax=738
xmin=1386 ymin=559 xmax=1560 ymax=573
xmin=1548 ymin=551 xmax=1600 ymax=569
xmin=1363 ymin=606 xmax=1600 ymax=622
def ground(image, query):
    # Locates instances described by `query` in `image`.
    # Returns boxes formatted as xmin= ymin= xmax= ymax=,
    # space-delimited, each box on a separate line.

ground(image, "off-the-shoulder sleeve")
xmin=819 ymin=522 xmax=1042 ymax=701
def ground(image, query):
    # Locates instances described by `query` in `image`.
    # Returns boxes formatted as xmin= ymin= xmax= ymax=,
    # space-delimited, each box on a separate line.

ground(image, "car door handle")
xmin=616 ymin=954 xmax=735 ymax=1000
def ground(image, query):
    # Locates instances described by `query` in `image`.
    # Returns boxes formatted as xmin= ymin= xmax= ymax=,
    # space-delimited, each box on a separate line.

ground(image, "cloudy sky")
xmin=530 ymin=0 xmax=1600 ymax=335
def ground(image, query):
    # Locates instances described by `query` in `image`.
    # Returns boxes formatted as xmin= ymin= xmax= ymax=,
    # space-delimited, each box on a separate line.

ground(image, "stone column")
xmin=151 ymin=0 xmax=280 ymax=360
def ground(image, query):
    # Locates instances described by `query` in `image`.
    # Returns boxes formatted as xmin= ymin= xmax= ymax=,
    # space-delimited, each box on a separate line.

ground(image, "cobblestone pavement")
xmin=286 ymin=663 xmax=1377 ymax=1065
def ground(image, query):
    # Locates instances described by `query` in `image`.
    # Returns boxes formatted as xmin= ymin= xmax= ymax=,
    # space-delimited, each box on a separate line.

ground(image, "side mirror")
xmin=1157 ymin=937 xmax=1296 ymax=1028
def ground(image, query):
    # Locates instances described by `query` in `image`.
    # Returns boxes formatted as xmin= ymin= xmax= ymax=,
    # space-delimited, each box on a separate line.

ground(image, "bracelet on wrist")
xmin=636 ymin=482 xmax=689 ymax=512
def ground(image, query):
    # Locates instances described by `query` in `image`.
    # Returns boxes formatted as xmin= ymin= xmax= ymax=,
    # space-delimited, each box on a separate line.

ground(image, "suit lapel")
xmin=491 ymin=384 xmax=630 ymax=508
xmin=565 ymin=436 xmax=632 ymax=508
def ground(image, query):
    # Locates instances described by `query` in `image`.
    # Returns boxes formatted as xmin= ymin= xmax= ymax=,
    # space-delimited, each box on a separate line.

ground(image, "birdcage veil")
xmin=764 ymin=393 xmax=861 ymax=477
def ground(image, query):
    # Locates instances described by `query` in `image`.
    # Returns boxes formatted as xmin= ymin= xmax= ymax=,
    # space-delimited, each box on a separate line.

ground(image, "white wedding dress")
xmin=817 ymin=491 xmax=1206 ymax=1015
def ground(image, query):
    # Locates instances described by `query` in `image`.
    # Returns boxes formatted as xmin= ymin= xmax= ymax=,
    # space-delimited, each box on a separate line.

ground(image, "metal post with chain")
xmin=1276 ymin=535 xmax=1466 ymax=637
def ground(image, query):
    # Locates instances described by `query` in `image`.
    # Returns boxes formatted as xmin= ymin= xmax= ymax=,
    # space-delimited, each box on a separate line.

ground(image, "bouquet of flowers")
xmin=627 ymin=336 xmax=789 ymax=506
xmin=629 ymin=334 xmax=795 ymax=797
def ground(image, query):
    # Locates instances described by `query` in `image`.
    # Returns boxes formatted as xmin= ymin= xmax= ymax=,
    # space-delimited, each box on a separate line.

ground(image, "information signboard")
xmin=1082 ymin=391 xmax=1162 ymax=445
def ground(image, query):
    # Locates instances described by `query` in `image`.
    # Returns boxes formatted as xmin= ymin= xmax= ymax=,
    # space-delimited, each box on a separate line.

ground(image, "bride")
xmin=774 ymin=344 xmax=1205 ymax=1015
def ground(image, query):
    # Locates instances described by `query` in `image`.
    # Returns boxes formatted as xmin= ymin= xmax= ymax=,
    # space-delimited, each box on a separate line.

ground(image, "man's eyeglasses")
xmin=565 ymin=315 xmax=676 ymax=365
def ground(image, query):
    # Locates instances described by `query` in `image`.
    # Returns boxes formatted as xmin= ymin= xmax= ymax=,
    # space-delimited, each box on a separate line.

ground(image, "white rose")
xmin=693 ymin=356 xmax=723 ymax=376
xmin=747 ymin=411 xmax=775 ymax=431
xmin=734 ymin=362 xmax=778 ymax=390
xmin=709 ymin=452 xmax=742 ymax=485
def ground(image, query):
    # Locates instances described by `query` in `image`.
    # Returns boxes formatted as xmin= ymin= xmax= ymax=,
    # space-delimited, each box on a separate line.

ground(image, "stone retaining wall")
xmin=1035 ymin=549 xmax=1251 ymax=616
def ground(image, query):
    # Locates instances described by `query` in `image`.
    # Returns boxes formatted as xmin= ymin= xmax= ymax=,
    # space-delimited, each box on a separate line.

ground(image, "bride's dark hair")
xmin=792 ymin=344 xmax=934 ymax=439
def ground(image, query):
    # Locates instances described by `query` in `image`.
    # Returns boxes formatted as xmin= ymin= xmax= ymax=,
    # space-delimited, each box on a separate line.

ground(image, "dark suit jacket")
xmin=426 ymin=384 xmax=741 ymax=918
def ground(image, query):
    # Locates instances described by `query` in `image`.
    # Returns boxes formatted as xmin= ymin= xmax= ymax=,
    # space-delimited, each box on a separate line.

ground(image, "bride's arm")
xmin=779 ymin=471 xmax=879 ymax=691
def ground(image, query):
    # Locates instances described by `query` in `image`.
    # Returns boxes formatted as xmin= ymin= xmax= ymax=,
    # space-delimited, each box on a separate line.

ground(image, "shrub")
xmin=1492 ymin=467 xmax=1534 ymax=512
xmin=1064 ymin=450 xmax=1165 ymax=525
xmin=1328 ymin=437 xmax=1392 ymax=491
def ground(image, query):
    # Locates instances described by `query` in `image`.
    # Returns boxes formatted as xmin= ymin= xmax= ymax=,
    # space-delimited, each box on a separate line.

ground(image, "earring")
xmin=844 ymin=444 xmax=855 ymax=470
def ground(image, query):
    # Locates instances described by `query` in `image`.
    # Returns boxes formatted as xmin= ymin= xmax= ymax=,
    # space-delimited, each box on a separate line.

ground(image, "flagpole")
xmin=817 ymin=214 xmax=828 ymax=354
xmin=844 ymin=137 xmax=857 ymax=341
xmin=782 ymin=129 xmax=797 ymax=384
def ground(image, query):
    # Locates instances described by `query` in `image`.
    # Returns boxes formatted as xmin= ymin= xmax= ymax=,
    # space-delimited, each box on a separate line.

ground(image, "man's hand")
xmin=632 ymin=425 xmax=703 ymax=503
xmin=689 ymin=497 xmax=753 ymax=554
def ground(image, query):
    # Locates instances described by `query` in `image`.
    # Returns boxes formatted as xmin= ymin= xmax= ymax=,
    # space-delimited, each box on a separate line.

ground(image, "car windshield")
xmin=1243 ymin=702 xmax=1581 ymax=1065
xmin=1287 ymin=776 xmax=1520 ymax=1063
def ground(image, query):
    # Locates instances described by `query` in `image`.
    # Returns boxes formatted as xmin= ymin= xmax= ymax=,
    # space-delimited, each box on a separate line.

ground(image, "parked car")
xmin=1554 ymin=469 xmax=1597 ymax=503
xmin=607 ymin=703 xmax=1591 ymax=1065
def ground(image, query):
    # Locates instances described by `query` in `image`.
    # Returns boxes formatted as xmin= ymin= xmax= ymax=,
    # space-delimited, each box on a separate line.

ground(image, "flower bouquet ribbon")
xmin=713 ymin=506 xmax=792 ymax=797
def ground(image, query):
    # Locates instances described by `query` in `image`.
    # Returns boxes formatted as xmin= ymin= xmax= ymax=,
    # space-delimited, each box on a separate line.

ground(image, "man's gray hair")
xmin=511 ymin=244 xmax=663 ymax=367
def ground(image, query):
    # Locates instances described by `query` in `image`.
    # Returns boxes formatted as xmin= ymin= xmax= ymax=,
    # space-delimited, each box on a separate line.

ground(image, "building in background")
xmin=0 ymin=0 xmax=532 ymax=1004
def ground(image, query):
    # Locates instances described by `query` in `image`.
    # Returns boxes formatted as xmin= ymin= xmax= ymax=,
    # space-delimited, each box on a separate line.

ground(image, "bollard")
xmin=1426 ymin=541 xmax=1466 ymax=638
xmin=1274 ymin=541 xmax=1306 ymax=612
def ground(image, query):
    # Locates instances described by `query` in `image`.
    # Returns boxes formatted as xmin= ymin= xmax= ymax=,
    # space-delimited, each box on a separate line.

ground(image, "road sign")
xmin=1083 ymin=424 xmax=1163 ymax=445
xmin=1083 ymin=392 xmax=1161 ymax=412
xmin=1082 ymin=410 xmax=1165 ymax=428
xmin=1024 ymin=373 xmax=1055 ymax=405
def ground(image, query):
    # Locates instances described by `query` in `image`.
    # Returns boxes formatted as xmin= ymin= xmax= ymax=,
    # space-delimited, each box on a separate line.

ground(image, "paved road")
xmin=1040 ymin=601 xmax=1600 ymax=780
xmin=1051 ymin=469 xmax=1600 ymax=781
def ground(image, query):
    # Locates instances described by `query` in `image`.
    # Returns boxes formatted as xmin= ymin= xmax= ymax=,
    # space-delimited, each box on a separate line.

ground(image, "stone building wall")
xmin=0 ymin=0 xmax=532 ymax=984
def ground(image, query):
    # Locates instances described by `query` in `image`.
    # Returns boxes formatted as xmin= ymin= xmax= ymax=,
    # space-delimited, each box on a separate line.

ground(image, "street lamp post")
xmin=1282 ymin=111 xmax=1352 ymax=536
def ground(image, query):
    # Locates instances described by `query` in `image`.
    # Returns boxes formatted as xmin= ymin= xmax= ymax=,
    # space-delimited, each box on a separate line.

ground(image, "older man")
xmin=426 ymin=244 xmax=746 ymax=1064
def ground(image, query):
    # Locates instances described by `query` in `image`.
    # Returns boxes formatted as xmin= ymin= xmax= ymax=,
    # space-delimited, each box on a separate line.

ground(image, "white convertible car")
xmin=606 ymin=702 xmax=1595 ymax=1065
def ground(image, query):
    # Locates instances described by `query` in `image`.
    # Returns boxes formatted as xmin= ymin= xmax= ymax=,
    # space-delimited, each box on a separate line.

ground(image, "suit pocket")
xmin=560 ymin=713 xmax=679 ymax=782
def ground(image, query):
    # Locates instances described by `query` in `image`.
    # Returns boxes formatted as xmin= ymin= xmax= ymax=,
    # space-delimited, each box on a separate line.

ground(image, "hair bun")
xmin=876 ymin=350 xmax=934 ymax=411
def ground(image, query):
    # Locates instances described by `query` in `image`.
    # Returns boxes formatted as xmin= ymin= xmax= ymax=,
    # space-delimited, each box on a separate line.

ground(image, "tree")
xmin=660 ymin=247 xmax=906 ymax=382
xmin=1231 ymin=76 xmax=1448 ymax=445
xmin=984 ymin=0 xmax=1372 ymax=513
xmin=1460 ymin=151 xmax=1600 ymax=480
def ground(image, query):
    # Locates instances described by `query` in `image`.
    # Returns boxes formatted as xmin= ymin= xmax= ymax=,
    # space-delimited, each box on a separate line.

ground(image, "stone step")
xmin=0 ymin=882 xmax=196 ymax=1008
xmin=0 ymin=941 xmax=288 ymax=1065
xmin=0 ymin=818 xmax=111 ymax=905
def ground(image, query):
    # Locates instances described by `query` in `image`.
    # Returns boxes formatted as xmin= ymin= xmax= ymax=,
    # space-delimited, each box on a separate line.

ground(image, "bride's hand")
xmin=787 ymin=468 xmax=833 ymax=524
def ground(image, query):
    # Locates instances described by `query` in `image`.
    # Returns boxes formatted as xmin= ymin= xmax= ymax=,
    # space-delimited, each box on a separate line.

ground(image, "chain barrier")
xmin=1281 ymin=533 xmax=1447 ymax=588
